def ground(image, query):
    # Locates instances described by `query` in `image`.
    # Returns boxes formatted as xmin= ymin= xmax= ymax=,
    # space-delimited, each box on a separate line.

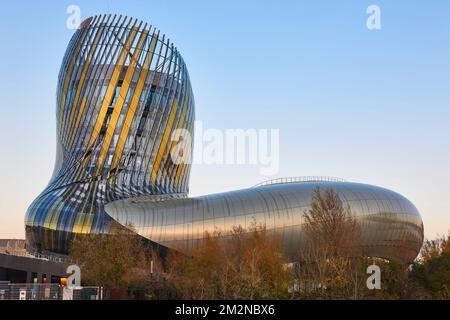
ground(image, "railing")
xmin=130 ymin=192 xmax=188 ymax=203
xmin=0 ymin=249 xmax=33 ymax=258
xmin=0 ymin=240 xmax=27 ymax=256
xmin=0 ymin=283 xmax=101 ymax=300
xmin=0 ymin=246 xmax=75 ymax=264
xmin=0 ymin=283 xmax=157 ymax=300
xmin=253 ymin=176 xmax=347 ymax=187
xmin=26 ymin=251 xmax=76 ymax=264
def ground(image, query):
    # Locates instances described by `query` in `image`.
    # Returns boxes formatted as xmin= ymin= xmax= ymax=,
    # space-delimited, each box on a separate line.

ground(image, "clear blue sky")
xmin=0 ymin=0 xmax=449 ymax=239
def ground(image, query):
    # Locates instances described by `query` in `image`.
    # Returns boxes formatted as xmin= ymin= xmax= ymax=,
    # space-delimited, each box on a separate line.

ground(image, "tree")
xmin=294 ymin=187 xmax=364 ymax=299
xmin=165 ymin=223 xmax=292 ymax=299
xmin=368 ymin=259 xmax=415 ymax=300
xmin=303 ymin=187 xmax=361 ymax=258
xmin=418 ymin=233 xmax=450 ymax=263
xmin=69 ymin=223 xmax=161 ymax=293
xmin=410 ymin=231 xmax=450 ymax=299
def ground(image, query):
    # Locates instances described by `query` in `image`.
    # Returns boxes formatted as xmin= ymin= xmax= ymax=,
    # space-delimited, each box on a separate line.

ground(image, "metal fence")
xmin=0 ymin=282 xmax=101 ymax=300
xmin=253 ymin=176 xmax=347 ymax=187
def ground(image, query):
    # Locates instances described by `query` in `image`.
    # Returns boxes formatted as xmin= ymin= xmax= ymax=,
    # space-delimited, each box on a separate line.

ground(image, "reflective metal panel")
xmin=105 ymin=181 xmax=424 ymax=264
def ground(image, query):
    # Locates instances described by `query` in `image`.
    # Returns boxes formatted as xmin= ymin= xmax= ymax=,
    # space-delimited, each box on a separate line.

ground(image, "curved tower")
xmin=25 ymin=15 xmax=194 ymax=253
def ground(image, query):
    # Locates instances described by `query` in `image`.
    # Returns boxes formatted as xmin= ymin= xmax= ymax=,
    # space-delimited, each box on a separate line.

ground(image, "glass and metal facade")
xmin=25 ymin=15 xmax=423 ymax=263
xmin=25 ymin=15 xmax=194 ymax=253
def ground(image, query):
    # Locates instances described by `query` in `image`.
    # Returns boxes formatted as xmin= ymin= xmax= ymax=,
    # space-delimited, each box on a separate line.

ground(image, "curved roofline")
xmin=79 ymin=14 xmax=177 ymax=49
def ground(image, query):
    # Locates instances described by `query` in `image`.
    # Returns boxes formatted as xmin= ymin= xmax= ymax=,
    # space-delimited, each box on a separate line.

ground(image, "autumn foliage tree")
xmin=67 ymin=194 xmax=450 ymax=300
xmin=294 ymin=188 xmax=449 ymax=300
xmin=165 ymin=223 xmax=292 ymax=300
xmin=410 ymin=231 xmax=450 ymax=299
xmin=69 ymin=223 xmax=162 ymax=292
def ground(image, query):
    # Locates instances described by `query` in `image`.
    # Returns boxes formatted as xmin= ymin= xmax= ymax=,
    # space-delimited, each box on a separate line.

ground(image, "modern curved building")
xmin=105 ymin=178 xmax=424 ymax=264
xmin=25 ymin=15 xmax=424 ymax=264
